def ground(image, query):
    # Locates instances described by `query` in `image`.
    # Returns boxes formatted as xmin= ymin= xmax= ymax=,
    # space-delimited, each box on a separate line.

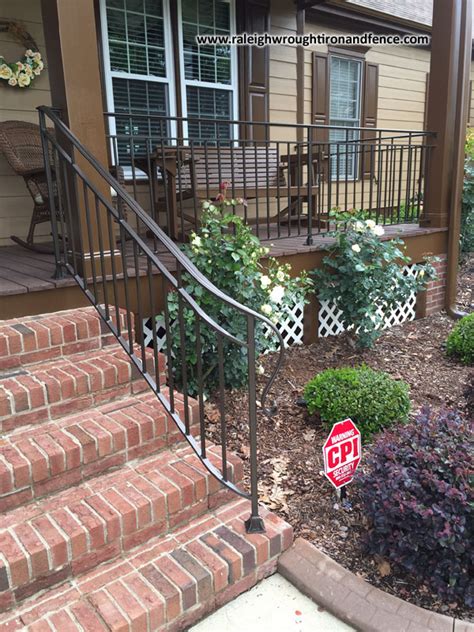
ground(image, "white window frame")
xmin=328 ymin=54 xmax=363 ymax=181
xmin=100 ymin=0 xmax=177 ymax=175
xmin=177 ymin=0 xmax=239 ymax=142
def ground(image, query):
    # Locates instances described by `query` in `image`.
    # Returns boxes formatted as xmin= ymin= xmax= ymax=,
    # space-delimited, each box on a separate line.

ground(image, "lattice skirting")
xmin=142 ymin=299 xmax=305 ymax=352
xmin=318 ymin=264 xmax=419 ymax=338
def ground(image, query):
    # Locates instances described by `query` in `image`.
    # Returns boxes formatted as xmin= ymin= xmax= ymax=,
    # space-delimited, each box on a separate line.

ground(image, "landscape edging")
xmin=278 ymin=537 xmax=473 ymax=632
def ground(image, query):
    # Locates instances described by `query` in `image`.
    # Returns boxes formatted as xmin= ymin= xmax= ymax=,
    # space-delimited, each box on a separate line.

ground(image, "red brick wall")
xmin=423 ymin=254 xmax=447 ymax=316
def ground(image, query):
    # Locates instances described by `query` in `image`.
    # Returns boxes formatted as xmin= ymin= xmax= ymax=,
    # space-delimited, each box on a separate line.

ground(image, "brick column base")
xmin=417 ymin=254 xmax=448 ymax=317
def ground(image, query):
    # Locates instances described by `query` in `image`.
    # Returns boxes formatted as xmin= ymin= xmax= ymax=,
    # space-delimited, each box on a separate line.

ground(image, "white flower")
xmin=0 ymin=64 xmax=12 ymax=80
xmin=8 ymin=77 xmax=17 ymax=86
xmin=191 ymin=234 xmax=202 ymax=248
xmin=16 ymin=62 xmax=24 ymax=71
xmin=18 ymin=73 xmax=31 ymax=87
xmin=24 ymin=65 xmax=33 ymax=76
xmin=26 ymin=49 xmax=34 ymax=57
xmin=373 ymin=225 xmax=385 ymax=236
xmin=365 ymin=219 xmax=376 ymax=230
xmin=257 ymin=365 xmax=265 ymax=375
xmin=276 ymin=269 xmax=286 ymax=282
xmin=36 ymin=61 xmax=44 ymax=72
xmin=418 ymin=269 xmax=425 ymax=278
xmin=351 ymin=244 xmax=361 ymax=253
xmin=269 ymin=285 xmax=285 ymax=304
xmin=261 ymin=304 xmax=272 ymax=315
xmin=33 ymin=52 xmax=42 ymax=63
xmin=354 ymin=221 xmax=365 ymax=233
xmin=260 ymin=275 xmax=271 ymax=289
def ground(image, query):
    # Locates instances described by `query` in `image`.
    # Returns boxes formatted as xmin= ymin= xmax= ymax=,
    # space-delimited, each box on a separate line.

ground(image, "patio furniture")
xmin=138 ymin=145 xmax=320 ymax=239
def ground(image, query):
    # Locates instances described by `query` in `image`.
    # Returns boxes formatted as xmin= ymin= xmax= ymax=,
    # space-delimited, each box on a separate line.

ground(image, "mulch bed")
xmin=205 ymin=256 xmax=473 ymax=621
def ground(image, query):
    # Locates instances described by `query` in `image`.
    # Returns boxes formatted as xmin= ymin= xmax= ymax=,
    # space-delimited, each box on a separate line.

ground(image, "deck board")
xmin=0 ymin=224 xmax=445 ymax=300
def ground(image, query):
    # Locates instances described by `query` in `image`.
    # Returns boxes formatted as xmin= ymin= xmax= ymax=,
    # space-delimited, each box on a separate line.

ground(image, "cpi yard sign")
xmin=323 ymin=418 xmax=361 ymax=489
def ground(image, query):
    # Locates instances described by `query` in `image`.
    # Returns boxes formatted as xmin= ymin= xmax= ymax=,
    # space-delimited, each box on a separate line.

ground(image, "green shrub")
xmin=461 ymin=129 xmax=474 ymax=256
xmin=446 ymin=313 xmax=474 ymax=365
xmin=304 ymin=365 xmax=410 ymax=441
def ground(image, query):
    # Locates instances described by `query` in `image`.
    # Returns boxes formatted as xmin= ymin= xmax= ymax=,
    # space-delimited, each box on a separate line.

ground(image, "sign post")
xmin=322 ymin=418 xmax=361 ymax=500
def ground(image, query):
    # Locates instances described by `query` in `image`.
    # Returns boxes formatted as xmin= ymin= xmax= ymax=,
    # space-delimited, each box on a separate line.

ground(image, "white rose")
xmin=33 ymin=52 xmax=42 ymax=62
xmin=16 ymin=62 xmax=24 ymax=70
xmin=261 ymin=304 xmax=272 ymax=315
xmin=26 ymin=49 xmax=34 ymax=57
xmin=373 ymin=225 xmax=385 ymax=236
xmin=354 ymin=221 xmax=365 ymax=233
xmin=269 ymin=285 xmax=285 ymax=304
xmin=365 ymin=219 xmax=376 ymax=230
xmin=276 ymin=269 xmax=286 ymax=282
xmin=257 ymin=365 xmax=265 ymax=375
xmin=351 ymin=244 xmax=361 ymax=253
xmin=260 ymin=275 xmax=271 ymax=289
xmin=18 ymin=73 xmax=31 ymax=87
xmin=25 ymin=65 xmax=33 ymax=76
xmin=191 ymin=234 xmax=202 ymax=248
xmin=8 ymin=77 xmax=17 ymax=86
xmin=36 ymin=61 xmax=44 ymax=71
xmin=0 ymin=64 xmax=12 ymax=80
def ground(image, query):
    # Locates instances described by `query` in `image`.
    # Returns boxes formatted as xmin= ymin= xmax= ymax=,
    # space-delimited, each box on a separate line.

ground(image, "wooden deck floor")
xmin=0 ymin=224 xmax=443 ymax=299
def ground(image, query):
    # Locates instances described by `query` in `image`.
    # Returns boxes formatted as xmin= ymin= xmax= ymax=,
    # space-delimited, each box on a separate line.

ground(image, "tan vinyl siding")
xmin=0 ymin=0 xmax=51 ymax=247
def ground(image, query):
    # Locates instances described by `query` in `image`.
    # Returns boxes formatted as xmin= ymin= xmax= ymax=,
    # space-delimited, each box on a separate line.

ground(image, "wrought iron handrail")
xmin=38 ymin=105 xmax=285 ymax=533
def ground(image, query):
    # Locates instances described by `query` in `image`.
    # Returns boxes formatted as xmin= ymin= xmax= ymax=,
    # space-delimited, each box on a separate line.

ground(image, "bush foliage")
xmin=358 ymin=408 xmax=473 ymax=607
xmin=446 ymin=313 xmax=474 ymax=365
xmin=303 ymin=365 xmax=410 ymax=441
xmin=461 ymin=129 xmax=474 ymax=256
xmin=313 ymin=210 xmax=437 ymax=348
xmin=163 ymin=186 xmax=312 ymax=396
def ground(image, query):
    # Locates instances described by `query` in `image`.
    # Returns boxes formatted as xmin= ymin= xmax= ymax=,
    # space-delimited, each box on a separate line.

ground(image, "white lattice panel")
xmin=318 ymin=265 xmax=419 ymax=338
xmin=143 ymin=298 xmax=305 ymax=352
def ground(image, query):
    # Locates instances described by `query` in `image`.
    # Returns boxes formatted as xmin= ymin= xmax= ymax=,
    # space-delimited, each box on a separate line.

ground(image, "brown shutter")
xmin=361 ymin=61 xmax=379 ymax=178
xmin=238 ymin=0 xmax=270 ymax=142
xmin=424 ymin=73 xmax=430 ymax=129
xmin=312 ymin=51 xmax=330 ymax=142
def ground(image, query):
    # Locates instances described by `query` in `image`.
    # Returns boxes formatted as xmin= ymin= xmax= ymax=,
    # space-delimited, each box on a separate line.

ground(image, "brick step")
xmin=0 ymin=391 xmax=199 ymax=513
xmin=0 ymin=344 xmax=166 ymax=433
xmin=0 ymin=307 xmax=129 ymax=372
xmin=0 ymin=499 xmax=293 ymax=631
xmin=0 ymin=442 xmax=243 ymax=613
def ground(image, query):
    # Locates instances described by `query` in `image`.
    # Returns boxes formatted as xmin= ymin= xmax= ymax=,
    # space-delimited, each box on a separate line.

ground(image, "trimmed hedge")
xmin=304 ymin=365 xmax=410 ymax=441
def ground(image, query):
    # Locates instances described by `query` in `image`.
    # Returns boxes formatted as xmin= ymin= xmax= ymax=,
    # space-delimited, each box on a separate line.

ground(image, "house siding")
xmin=0 ymin=0 xmax=51 ymax=247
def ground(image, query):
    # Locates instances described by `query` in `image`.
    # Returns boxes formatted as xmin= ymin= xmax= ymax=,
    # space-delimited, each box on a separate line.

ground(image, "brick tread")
xmin=0 ymin=391 xmax=198 ymax=513
xmin=0 ymin=442 xmax=243 ymax=612
xmin=0 ymin=499 xmax=293 ymax=631
xmin=0 ymin=307 xmax=128 ymax=372
xmin=0 ymin=345 xmax=165 ymax=433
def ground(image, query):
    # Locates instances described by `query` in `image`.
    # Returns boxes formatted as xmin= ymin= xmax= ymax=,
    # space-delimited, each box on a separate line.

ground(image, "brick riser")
xmin=0 ymin=345 xmax=166 ymax=433
xmin=0 ymin=500 xmax=293 ymax=632
xmin=0 ymin=391 xmax=195 ymax=513
xmin=0 ymin=443 xmax=243 ymax=613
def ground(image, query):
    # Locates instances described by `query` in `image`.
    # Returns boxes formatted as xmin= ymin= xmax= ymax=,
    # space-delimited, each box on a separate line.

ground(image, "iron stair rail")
xmin=38 ymin=105 xmax=285 ymax=534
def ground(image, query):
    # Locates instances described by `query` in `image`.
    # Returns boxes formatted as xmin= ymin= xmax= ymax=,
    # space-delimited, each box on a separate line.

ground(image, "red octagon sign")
xmin=323 ymin=418 xmax=361 ymax=489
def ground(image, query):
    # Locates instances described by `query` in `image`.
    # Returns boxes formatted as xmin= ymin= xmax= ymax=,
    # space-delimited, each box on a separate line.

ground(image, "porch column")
xmin=41 ymin=0 xmax=119 ymax=275
xmin=423 ymin=0 xmax=471 ymax=228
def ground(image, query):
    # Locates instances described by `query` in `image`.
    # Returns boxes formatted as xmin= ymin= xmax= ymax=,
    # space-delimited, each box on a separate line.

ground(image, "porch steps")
xmin=0 ymin=307 xmax=293 ymax=628
xmin=0 ymin=391 xmax=198 ymax=513
xmin=0 ymin=499 xmax=292 ymax=631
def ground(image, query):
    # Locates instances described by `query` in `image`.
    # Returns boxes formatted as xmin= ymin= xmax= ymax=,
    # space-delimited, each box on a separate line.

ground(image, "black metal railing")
xmin=104 ymin=112 xmax=435 ymax=244
xmin=38 ymin=105 xmax=285 ymax=533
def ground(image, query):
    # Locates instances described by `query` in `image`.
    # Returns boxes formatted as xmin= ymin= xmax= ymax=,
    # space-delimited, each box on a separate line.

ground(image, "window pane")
xmin=109 ymin=42 xmax=129 ymax=72
xmin=145 ymin=0 xmax=163 ymax=16
xmin=126 ymin=12 xmax=146 ymax=44
xmin=112 ymin=77 xmax=169 ymax=162
xmin=329 ymin=57 xmax=361 ymax=179
xmin=187 ymin=86 xmax=232 ymax=143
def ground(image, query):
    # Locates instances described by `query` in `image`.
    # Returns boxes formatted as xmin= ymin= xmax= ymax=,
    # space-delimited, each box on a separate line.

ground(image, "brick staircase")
xmin=0 ymin=308 xmax=292 ymax=630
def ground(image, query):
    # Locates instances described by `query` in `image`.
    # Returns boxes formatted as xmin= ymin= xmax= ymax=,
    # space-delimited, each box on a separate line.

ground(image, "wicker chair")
xmin=0 ymin=120 xmax=59 ymax=250
xmin=0 ymin=120 xmax=127 ymax=252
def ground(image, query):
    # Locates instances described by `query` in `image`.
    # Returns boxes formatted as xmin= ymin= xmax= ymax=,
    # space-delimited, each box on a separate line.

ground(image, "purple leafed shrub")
xmin=357 ymin=408 xmax=473 ymax=606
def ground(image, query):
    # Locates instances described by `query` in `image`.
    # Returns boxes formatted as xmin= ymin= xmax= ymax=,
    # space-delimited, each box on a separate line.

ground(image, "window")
xmin=101 ymin=0 xmax=237 ymax=160
xmin=329 ymin=56 xmax=362 ymax=180
xmin=179 ymin=0 xmax=237 ymax=143
xmin=101 ymin=0 xmax=176 ymax=163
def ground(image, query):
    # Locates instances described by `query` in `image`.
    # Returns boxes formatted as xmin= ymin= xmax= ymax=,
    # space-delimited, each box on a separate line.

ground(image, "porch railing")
xmin=38 ymin=105 xmax=285 ymax=534
xmin=104 ymin=112 xmax=435 ymax=244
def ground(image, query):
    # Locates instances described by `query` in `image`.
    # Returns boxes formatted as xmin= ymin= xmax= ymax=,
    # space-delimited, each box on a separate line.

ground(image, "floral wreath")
xmin=0 ymin=20 xmax=44 ymax=88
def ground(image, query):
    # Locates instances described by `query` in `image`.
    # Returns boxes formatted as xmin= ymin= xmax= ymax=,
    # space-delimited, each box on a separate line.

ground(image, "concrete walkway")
xmin=190 ymin=573 xmax=354 ymax=632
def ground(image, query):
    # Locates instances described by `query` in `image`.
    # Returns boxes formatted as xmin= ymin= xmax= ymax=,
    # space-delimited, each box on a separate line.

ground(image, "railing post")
xmin=244 ymin=314 xmax=265 ymax=534
xmin=306 ymin=125 xmax=314 ymax=245
xmin=38 ymin=108 xmax=64 ymax=279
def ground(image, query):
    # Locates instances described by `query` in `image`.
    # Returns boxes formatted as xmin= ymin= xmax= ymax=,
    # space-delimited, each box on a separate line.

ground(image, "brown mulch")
xmin=206 ymin=258 xmax=474 ymax=621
